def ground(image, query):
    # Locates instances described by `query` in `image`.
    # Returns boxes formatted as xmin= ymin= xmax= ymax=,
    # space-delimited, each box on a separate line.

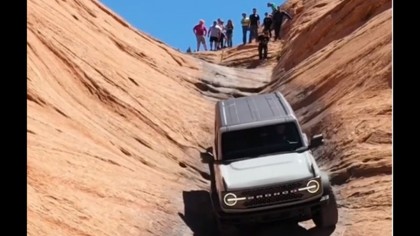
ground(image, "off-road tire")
xmin=312 ymin=190 xmax=338 ymax=228
xmin=217 ymin=219 xmax=239 ymax=236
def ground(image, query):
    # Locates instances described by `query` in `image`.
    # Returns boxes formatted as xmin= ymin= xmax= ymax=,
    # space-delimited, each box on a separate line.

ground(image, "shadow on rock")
xmin=246 ymin=59 xmax=265 ymax=69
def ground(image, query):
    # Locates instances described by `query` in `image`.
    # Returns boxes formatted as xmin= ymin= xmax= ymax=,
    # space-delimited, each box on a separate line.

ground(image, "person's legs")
xmin=226 ymin=36 xmax=229 ymax=47
xmin=200 ymin=36 xmax=207 ymax=51
xmin=196 ymin=35 xmax=200 ymax=51
xmin=254 ymin=26 xmax=258 ymax=41
xmin=242 ymin=26 xmax=247 ymax=44
xmin=249 ymin=26 xmax=254 ymax=43
xmin=252 ymin=25 xmax=258 ymax=43
xmin=273 ymin=24 xmax=280 ymax=40
xmin=226 ymin=32 xmax=232 ymax=47
xmin=258 ymin=44 xmax=263 ymax=59
xmin=263 ymin=44 xmax=268 ymax=59
xmin=198 ymin=36 xmax=207 ymax=51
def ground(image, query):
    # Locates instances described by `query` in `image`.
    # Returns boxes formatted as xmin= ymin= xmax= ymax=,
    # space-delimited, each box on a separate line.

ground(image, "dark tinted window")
xmin=221 ymin=122 xmax=302 ymax=161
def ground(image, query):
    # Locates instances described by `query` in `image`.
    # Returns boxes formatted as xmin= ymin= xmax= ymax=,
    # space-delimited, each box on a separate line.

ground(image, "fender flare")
xmin=320 ymin=171 xmax=332 ymax=194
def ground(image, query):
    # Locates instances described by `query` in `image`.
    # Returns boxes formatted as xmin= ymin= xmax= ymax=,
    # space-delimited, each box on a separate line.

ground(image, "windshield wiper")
xmin=222 ymin=156 xmax=255 ymax=163
xmin=295 ymin=146 xmax=309 ymax=153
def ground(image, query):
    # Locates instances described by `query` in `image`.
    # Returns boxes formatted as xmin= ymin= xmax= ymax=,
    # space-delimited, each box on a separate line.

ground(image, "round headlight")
xmin=223 ymin=193 xmax=238 ymax=206
xmin=306 ymin=179 xmax=320 ymax=193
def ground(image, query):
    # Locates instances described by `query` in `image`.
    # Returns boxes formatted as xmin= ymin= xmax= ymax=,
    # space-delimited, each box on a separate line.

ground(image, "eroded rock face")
xmin=264 ymin=1 xmax=392 ymax=235
xmin=27 ymin=0 xmax=391 ymax=235
xmin=28 ymin=1 xmax=216 ymax=235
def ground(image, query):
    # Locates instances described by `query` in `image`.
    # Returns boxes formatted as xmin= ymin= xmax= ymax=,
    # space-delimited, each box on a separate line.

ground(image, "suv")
xmin=208 ymin=92 xmax=338 ymax=233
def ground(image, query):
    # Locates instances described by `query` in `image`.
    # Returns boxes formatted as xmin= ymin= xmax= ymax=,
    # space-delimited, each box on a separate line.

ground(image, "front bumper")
xmin=211 ymin=192 xmax=329 ymax=224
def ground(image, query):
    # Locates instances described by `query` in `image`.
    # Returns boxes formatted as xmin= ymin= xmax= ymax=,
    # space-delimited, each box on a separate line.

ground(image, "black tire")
xmin=312 ymin=191 xmax=338 ymax=228
xmin=216 ymin=219 xmax=238 ymax=236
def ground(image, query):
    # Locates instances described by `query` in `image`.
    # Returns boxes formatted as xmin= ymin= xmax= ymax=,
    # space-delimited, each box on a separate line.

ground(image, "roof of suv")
xmin=217 ymin=92 xmax=297 ymax=127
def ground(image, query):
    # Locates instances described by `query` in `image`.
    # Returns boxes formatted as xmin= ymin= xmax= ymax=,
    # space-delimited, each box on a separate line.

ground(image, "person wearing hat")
xmin=272 ymin=6 xmax=293 ymax=40
xmin=267 ymin=2 xmax=277 ymax=14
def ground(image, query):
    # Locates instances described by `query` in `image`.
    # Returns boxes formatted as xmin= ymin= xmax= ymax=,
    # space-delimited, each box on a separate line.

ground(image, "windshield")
xmin=221 ymin=122 xmax=303 ymax=161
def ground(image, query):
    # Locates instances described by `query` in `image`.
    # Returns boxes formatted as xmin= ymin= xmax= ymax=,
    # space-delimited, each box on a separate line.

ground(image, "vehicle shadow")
xmin=179 ymin=190 xmax=335 ymax=236
xmin=178 ymin=190 xmax=218 ymax=236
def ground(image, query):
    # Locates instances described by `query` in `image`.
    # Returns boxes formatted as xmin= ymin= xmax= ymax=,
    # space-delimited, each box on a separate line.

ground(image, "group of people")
xmin=243 ymin=3 xmax=293 ymax=60
xmin=192 ymin=2 xmax=293 ymax=60
xmin=192 ymin=18 xmax=235 ymax=52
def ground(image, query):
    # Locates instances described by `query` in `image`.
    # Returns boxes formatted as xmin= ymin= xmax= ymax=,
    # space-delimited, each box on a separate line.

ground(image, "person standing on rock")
xmin=272 ymin=6 xmax=292 ymax=41
xmin=217 ymin=19 xmax=226 ymax=49
xmin=249 ymin=8 xmax=260 ymax=43
xmin=208 ymin=21 xmax=222 ymax=51
xmin=262 ymin=12 xmax=273 ymax=38
xmin=240 ymin=13 xmax=250 ymax=44
xmin=193 ymin=19 xmax=208 ymax=51
xmin=267 ymin=2 xmax=277 ymax=14
xmin=257 ymin=30 xmax=270 ymax=60
xmin=225 ymin=19 xmax=234 ymax=47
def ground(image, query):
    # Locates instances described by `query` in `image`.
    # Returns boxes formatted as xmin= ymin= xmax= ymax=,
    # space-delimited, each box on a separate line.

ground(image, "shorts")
xmin=210 ymin=36 xmax=219 ymax=42
xmin=196 ymin=35 xmax=205 ymax=44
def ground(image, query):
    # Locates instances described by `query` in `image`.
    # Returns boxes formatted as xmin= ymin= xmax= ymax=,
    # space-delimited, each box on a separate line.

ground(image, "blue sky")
xmin=101 ymin=0 xmax=285 ymax=52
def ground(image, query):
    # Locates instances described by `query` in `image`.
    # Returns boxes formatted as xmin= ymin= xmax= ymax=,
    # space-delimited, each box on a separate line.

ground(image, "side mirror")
xmin=207 ymin=151 xmax=214 ymax=158
xmin=201 ymin=147 xmax=215 ymax=164
xmin=309 ymin=134 xmax=324 ymax=149
xmin=206 ymin=146 xmax=214 ymax=158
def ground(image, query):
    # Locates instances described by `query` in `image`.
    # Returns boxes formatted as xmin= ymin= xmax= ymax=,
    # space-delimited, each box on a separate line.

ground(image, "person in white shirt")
xmin=207 ymin=21 xmax=222 ymax=51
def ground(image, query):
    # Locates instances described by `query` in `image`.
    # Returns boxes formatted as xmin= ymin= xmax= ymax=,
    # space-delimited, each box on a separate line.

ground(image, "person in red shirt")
xmin=193 ymin=19 xmax=208 ymax=52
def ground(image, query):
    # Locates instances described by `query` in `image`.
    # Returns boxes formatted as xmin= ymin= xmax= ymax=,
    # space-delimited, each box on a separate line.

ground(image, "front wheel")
xmin=312 ymin=191 xmax=338 ymax=228
xmin=216 ymin=219 xmax=239 ymax=236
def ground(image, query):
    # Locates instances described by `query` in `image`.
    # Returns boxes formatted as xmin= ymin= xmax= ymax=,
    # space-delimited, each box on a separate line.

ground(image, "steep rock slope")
xmin=28 ymin=0 xmax=214 ymax=235
xmin=264 ymin=0 xmax=392 ymax=235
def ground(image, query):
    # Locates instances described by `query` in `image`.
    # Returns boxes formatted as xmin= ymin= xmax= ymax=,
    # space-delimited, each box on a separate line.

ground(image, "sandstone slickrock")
xmin=28 ymin=0 xmax=392 ymax=235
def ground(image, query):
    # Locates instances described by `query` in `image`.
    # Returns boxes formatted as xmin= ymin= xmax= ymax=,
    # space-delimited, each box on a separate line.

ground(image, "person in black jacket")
xmin=248 ymin=8 xmax=260 ymax=43
xmin=257 ymin=30 xmax=270 ymax=60
xmin=272 ymin=6 xmax=292 ymax=40
xmin=262 ymin=12 xmax=273 ymax=38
